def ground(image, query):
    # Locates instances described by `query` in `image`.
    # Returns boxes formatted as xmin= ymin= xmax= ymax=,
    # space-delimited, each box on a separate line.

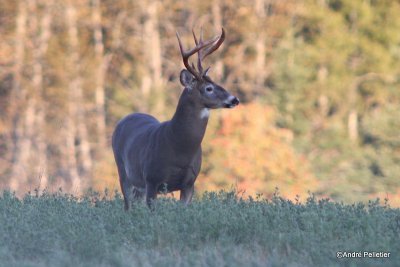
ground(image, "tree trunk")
xmin=318 ymin=95 xmax=329 ymax=117
xmin=10 ymin=99 xmax=35 ymax=193
xmin=66 ymin=0 xmax=92 ymax=193
xmin=142 ymin=0 xmax=164 ymax=116
xmin=315 ymin=65 xmax=328 ymax=129
xmin=64 ymin=114 xmax=80 ymax=193
xmin=33 ymin=0 xmax=53 ymax=190
xmin=11 ymin=0 xmax=40 ymax=193
xmin=347 ymin=72 xmax=394 ymax=142
xmin=92 ymin=0 xmax=107 ymax=153
xmin=10 ymin=0 xmax=28 ymax=192
xmin=348 ymin=110 xmax=358 ymax=142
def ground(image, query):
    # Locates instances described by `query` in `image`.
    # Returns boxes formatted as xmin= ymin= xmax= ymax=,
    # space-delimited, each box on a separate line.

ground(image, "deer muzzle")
xmin=224 ymin=96 xmax=240 ymax=108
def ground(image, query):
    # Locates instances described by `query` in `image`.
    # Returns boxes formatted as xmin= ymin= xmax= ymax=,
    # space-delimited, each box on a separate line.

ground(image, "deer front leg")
xmin=180 ymin=185 xmax=194 ymax=205
xmin=145 ymin=182 xmax=158 ymax=208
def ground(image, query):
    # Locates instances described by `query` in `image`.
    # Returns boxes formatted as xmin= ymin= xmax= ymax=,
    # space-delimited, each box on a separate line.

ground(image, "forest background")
xmin=0 ymin=0 xmax=399 ymax=205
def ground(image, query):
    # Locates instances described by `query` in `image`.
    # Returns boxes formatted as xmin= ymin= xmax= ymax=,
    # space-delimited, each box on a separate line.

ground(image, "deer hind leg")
xmin=116 ymin=162 xmax=133 ymax=211
xmin=122 ymin=184 xmax=145 ymax=211
xmin=180 ymin=185 xmax=194 ymax=205
xmin=121 ymin=181 xmax=134 ymax=211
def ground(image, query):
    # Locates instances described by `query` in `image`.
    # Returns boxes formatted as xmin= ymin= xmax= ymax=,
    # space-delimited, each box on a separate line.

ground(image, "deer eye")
xmin=205 ymin=86 xmax=213 ymax=93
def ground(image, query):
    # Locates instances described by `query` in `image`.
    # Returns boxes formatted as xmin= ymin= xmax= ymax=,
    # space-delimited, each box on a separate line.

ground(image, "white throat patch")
xmin=200 ymin=108 xmax=209 ymax=119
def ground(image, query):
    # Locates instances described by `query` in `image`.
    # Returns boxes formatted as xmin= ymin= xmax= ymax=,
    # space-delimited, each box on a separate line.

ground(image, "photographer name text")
xmin=336 ymin=251 xmax=390 ymax=259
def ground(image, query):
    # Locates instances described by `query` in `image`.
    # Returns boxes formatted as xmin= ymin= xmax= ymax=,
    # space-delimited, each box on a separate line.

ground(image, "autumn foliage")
xmin=199 ymin=103 xmax=318 ymax=199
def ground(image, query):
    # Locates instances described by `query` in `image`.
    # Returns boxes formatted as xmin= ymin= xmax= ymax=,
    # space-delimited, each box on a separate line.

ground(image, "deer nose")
xmin=231 ymin=97 xmax=240 ymax=106
xmin=225 ymin=96 xmax=240 ymax=108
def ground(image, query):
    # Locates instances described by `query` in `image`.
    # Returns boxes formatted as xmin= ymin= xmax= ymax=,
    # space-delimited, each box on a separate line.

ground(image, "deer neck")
xmin=170 ymin=88 xmax=209 ymax=152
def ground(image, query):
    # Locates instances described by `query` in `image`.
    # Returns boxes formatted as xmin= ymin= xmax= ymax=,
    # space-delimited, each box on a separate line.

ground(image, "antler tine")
xmin=192 ymin=29 xmax=198 ymax=45
xmin=176 ymin=30 xmax=218 ymax=80
xmin=192 ymin=29 xmax=204 ymax=73
xmin=196 ymin=28 xmax=221 ymax=75
xmin=197 ymin=27 xmax=204 ymax=73
xmin=176 ymin=31 xmax=200 ymax=79
xmin=200 ymin=28 xmax=225 ymax=61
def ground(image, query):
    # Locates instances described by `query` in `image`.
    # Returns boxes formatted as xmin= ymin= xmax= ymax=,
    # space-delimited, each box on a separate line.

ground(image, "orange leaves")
xmin=200 ymin=102 xmax=319 ymax=200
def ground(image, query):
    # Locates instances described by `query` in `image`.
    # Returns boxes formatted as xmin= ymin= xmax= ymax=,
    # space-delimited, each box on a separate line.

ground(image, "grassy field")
xmin=0 ymin=190 xmax=399 ymax=267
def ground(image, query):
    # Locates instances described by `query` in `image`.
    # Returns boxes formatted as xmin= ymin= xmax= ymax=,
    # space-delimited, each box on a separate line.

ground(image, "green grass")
xmin=0 ymin=190 xmax=399 ymax=267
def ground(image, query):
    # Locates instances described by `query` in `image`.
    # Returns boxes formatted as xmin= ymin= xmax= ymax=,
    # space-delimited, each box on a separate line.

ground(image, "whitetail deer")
xmin=112 ymin=28 xmax=239 ymax=210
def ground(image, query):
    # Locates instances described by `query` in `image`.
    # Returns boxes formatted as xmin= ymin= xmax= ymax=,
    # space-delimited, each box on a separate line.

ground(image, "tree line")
xmin=0 ymin=0 xmax=399 ymax=204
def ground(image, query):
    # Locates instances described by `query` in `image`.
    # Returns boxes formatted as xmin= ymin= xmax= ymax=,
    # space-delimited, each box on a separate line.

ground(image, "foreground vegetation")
xmin=0 ymin=190 xmax=399 ymax=267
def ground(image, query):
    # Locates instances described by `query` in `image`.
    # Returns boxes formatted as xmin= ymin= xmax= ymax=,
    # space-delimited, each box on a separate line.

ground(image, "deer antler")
xmin=176 ymin=28 xmax=225 ymax=80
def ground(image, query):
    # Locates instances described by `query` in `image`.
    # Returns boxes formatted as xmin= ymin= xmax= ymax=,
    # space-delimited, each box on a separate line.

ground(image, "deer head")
xmin=176 ymin=28 xmax=239 ymax=109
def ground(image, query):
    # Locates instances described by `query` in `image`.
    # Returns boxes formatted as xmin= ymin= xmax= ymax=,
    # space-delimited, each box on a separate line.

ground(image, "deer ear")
xmin=180 ymin=69 xmax=194 ymax=87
